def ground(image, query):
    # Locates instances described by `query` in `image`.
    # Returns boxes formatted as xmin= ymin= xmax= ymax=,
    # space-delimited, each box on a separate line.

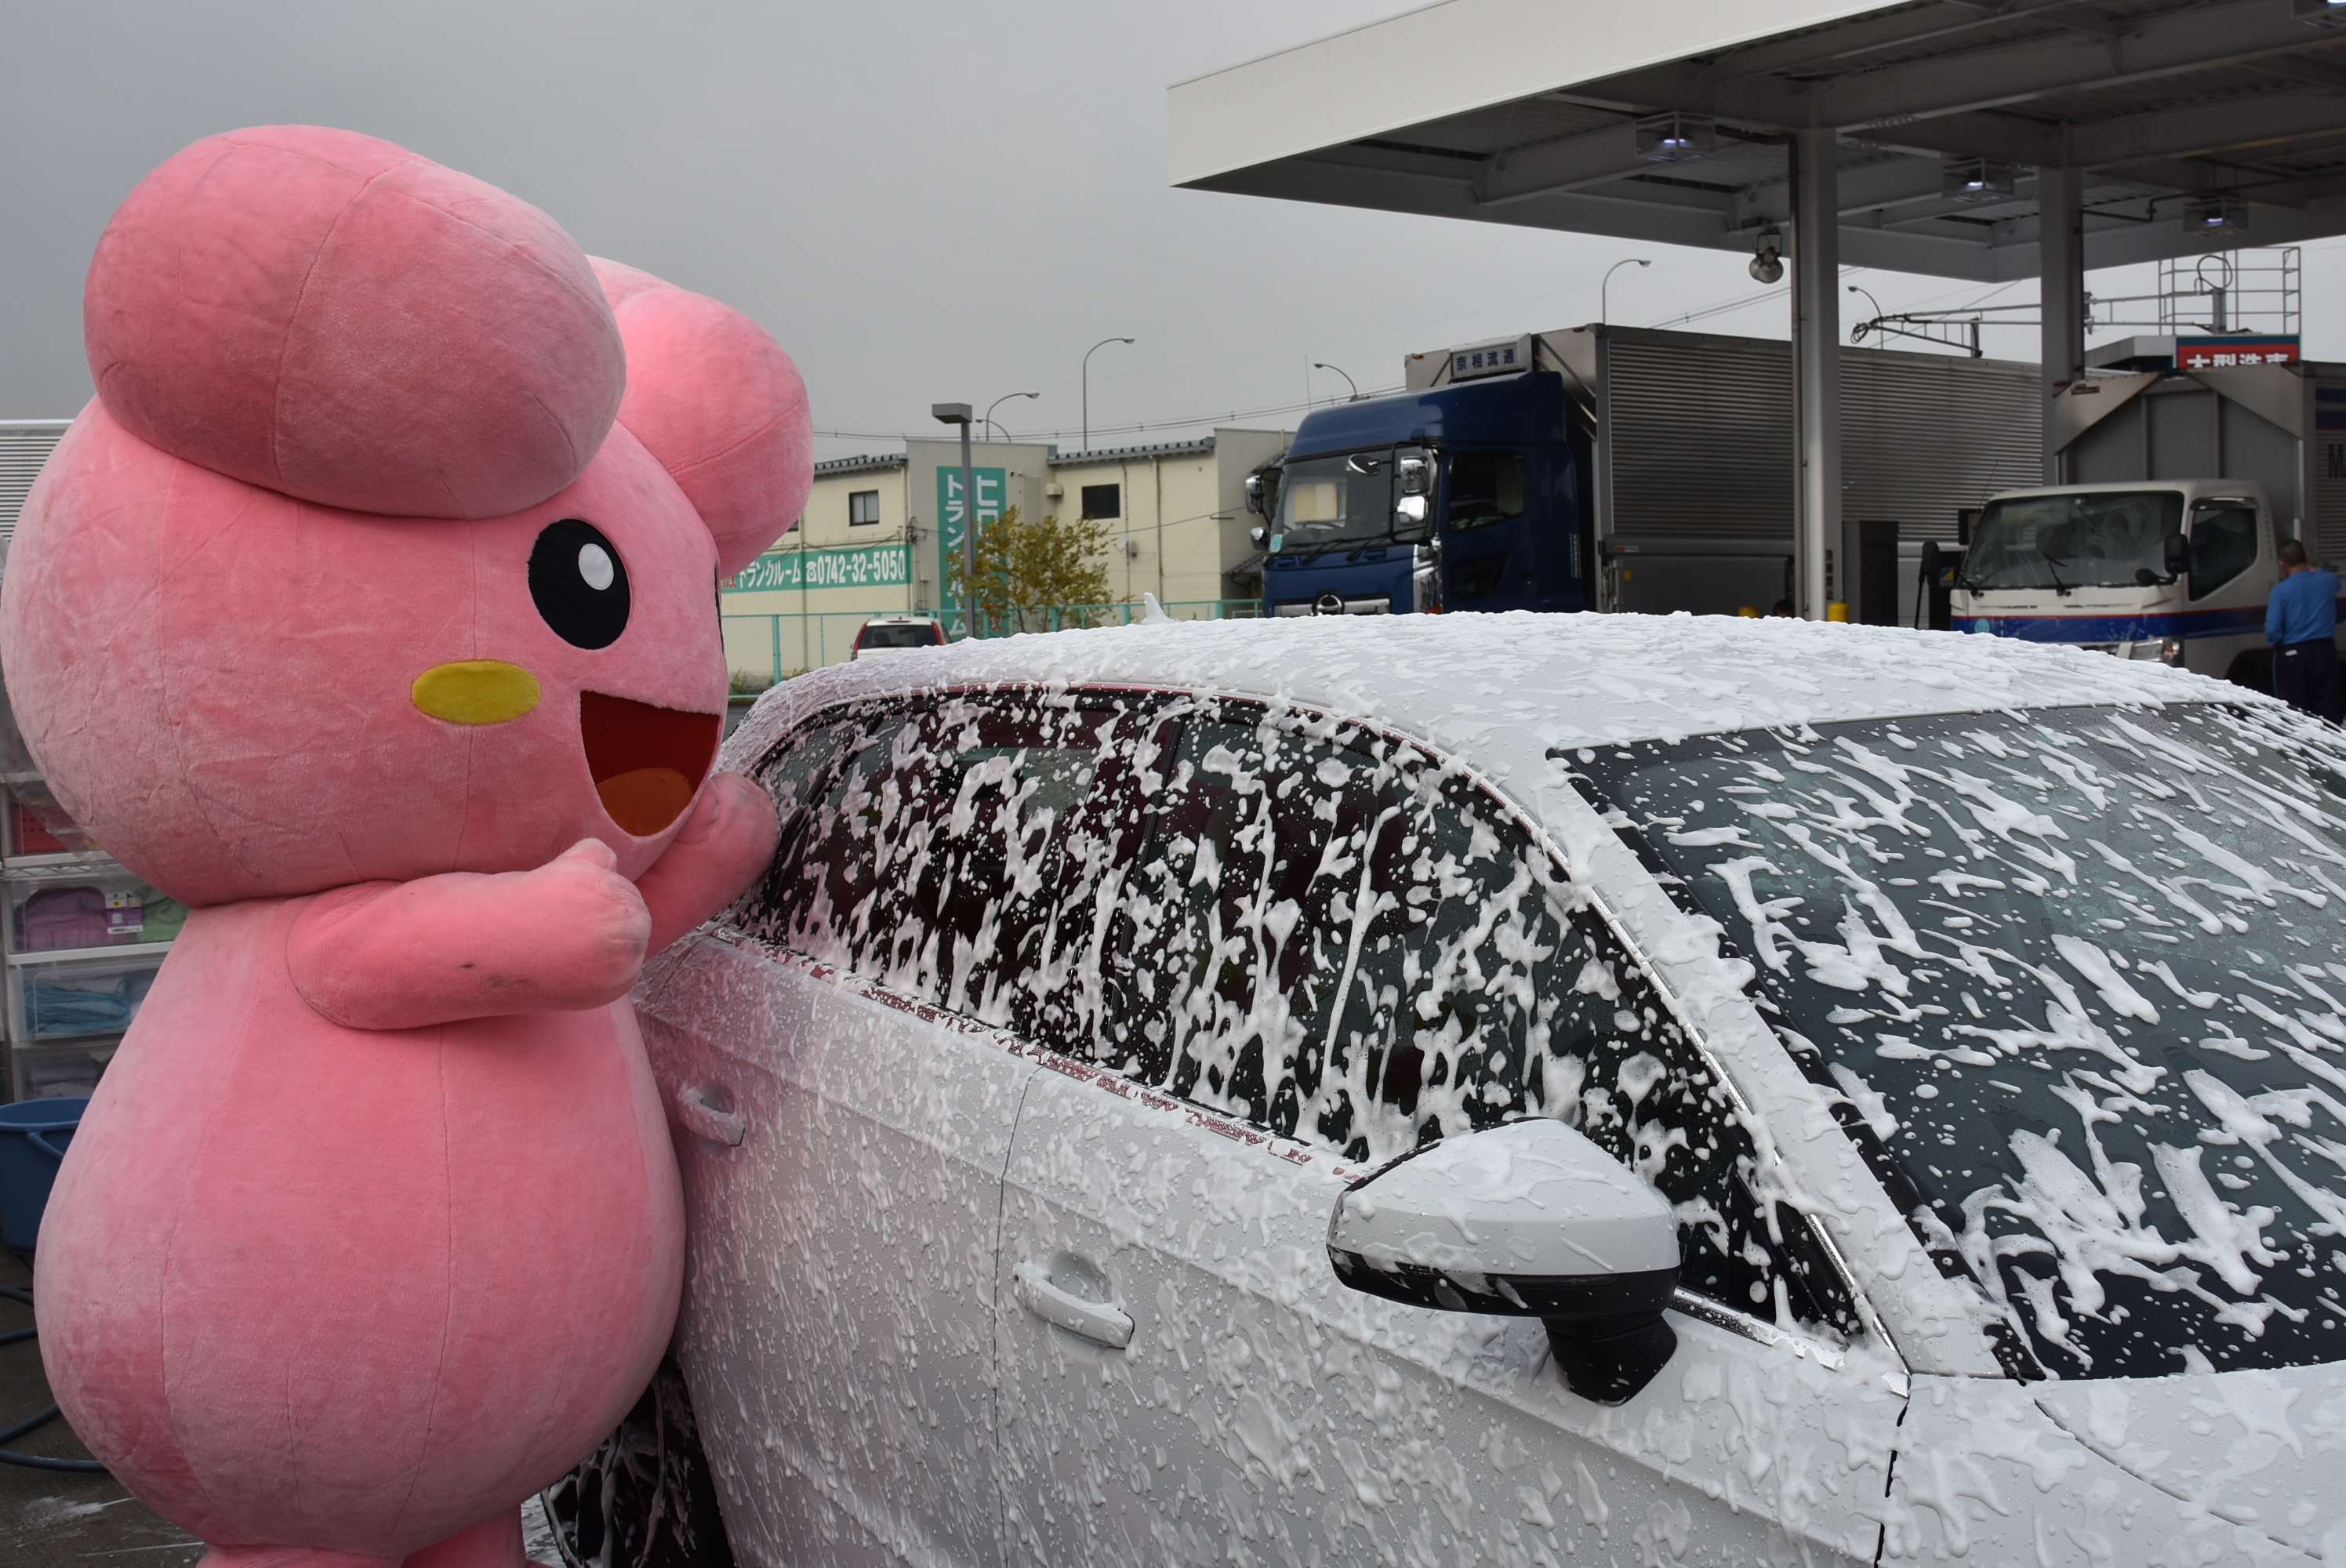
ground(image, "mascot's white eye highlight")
xmin=578 ymin=543 xmax=616 ymax=592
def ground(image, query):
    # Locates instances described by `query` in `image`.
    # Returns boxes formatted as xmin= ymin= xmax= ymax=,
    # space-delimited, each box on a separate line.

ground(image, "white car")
xmin=593 ymin=613 xmax=2346 ymax=1568
xmin=848 ymin=614 xmax=949 ymax=660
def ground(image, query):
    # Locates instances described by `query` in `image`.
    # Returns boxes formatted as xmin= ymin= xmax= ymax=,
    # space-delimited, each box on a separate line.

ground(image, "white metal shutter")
xmin=1605 ymin=333 xmax=2040 ymax=543
xmin=1606 ymin=333 xmax=1792 ymax=539
xmin=0 ymin=422 xmax=71 ymax=545
xmin=1842 ymin=353 xmax=2041 ymax=541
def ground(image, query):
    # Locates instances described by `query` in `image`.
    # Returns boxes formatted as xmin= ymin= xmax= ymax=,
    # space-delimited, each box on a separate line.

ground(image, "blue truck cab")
xmin=1250 ymin=371 xmax=1589 ymax=616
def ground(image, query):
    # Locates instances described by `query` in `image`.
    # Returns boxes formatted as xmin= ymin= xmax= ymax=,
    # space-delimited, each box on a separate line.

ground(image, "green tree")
xmin=945 ymin=505 xmax=1120 ymax=634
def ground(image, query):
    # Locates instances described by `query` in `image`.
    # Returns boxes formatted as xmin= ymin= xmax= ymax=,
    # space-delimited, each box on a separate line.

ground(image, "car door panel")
xmin=994 ymin=1052 xmax=1903 ymax=1566
xmin=637 ymin=934 xmax=1033 ymax=1568
xmin=986 ymin=692 xmax=1903 ymax=1565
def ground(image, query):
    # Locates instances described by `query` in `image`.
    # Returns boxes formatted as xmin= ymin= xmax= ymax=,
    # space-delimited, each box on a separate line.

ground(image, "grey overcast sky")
xmin=10 ymin=2 xmax=2346 ymax=463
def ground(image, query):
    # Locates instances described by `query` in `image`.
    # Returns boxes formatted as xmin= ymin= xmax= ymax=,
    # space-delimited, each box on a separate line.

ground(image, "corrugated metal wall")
xmin=1606 ymin=334 xmax=1792 ymax=539
xmin=0 ymin=423 xmax=70 ymax=544
xmin=1603 ymin=332 xmax=2041 ymax=541
xmin=2316 ymin=381 xmax=2346 ymax=567
xmin=1842 ymin=352 xmax=2042 ymax=540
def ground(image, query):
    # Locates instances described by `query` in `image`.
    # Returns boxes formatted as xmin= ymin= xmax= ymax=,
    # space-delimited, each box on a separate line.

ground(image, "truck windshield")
xmin=1964 ymin=490 xmax=2184 ymax=592
xmin=1273 ymin=449 xmax=1397 ymax=553
xmin=1580 ymin=702 xmax=2346 ymax=1378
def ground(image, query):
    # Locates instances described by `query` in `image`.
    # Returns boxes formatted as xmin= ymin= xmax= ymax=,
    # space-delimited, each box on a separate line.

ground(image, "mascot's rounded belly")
xmin=35 ymin=898 xmax=684 ymax=1556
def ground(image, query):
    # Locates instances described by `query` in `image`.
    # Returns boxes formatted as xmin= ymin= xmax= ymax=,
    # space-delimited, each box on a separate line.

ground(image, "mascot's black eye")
xmin=528 ymin=519 xmax=630 ymax=649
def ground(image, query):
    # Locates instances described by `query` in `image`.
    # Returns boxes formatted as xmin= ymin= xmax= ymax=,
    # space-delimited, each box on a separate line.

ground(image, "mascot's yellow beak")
xmin=411 ymin=661 xmax=543 ymax=725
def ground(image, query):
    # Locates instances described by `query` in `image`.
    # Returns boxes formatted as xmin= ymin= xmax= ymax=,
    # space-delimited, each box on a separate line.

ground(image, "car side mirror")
xmin=2164 ymin=532 xmax=2191 ymax=579
xmin=1327 ymin=1119 xmax=1680 ymax=1404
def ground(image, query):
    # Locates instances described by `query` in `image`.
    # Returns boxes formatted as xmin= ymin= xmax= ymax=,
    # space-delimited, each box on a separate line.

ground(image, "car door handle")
xmin=1011 ymin=1261 xmax=1133 ymax=1348
xmin=674 ymin=1085 xmax=746 ymax=1147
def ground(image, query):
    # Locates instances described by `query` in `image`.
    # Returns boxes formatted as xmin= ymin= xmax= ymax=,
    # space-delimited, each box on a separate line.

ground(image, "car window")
xmin=735 ymin=692 xmax=1858 ymax=1336
xmin=1446 ymin=449 xmax=1527 ymax=532
xmin=858 ymin=624 xmax=938 ymax=649
xmin=2190 ymin=504 xmax=2259 ymax=600
xmin=735 ymin=695 xmax=1120 ymax=1028
xmin=1580 ymin=703 xmax=2346 ymax=1376
xmin=1043 ymin=702 xmax=1856 ymax=1335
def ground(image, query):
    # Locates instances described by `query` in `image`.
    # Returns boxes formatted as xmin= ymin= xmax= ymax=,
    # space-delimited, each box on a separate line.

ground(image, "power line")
xmin=813 ymin=383 xmax=1407 ymax=450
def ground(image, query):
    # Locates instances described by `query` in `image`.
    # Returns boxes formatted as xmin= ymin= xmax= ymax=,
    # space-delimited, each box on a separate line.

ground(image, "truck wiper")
xmin=2040 ymin=554 xmax=2072 ymax=597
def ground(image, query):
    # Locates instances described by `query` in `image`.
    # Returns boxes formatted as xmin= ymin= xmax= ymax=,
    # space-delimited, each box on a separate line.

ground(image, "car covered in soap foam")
xmin=580 ymin=613 xmax=2346 ymax=1568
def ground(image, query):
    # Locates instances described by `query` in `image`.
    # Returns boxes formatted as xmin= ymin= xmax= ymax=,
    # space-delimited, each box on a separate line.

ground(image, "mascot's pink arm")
xmin=633 ymin=771 xmax=778 ymax=954
xmin=289 ymin=772 xmax=777 ymax=1031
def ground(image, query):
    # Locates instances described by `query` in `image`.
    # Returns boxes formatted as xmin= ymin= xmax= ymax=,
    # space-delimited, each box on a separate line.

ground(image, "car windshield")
xmin=1579 ymin=701 xmax=2346 ymax=1376
xmin=859 ymin=624 xmax=935 ymax=648
xmin=1273 ymin=449 xmax=1401 ymax=554
xmin=1964 ymin=491 xmax=2184 ymax=593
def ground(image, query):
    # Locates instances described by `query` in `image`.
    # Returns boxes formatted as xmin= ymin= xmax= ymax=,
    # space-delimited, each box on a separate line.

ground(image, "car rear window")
xmin=858 ymin=623 xmax=937 ymax=649
xmin=1578 ymin=701 xmax=2346 ymax=1377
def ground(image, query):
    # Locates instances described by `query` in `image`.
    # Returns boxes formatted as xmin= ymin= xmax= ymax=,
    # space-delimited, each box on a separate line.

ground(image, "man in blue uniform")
xmin=2266 ymin=539 xmax=2343 ymax=722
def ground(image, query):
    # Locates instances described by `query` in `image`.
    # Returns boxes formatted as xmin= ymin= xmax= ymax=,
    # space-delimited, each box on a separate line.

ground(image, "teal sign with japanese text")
xmin=936 ymin=466 xmax=1006 ymax=610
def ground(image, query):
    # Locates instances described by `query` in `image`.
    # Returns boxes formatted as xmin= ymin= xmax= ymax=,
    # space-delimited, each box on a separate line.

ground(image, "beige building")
xmin=721 ymin=427 xmax=1289 ymax=682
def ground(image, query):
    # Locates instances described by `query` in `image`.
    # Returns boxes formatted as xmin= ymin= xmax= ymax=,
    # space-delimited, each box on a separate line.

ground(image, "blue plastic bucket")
xmin=0 ymin=1098 xmax=86 ymax=1252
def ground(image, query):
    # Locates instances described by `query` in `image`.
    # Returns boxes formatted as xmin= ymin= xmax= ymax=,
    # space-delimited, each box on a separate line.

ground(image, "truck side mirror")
xmin=1327 ymin=1119 xmax=1680 ymax=1404
xmin=1395 ymin=495 xmax=1429 ymax=529
xmin=2163 ymin=532 xmax=2191 ymax=579
xmin=1244 ymin=474 xmax=1265 ymax=516
xmin=1248 ymin=524 xmax=1267 ymax=546
xmin=1919 ymin=539 xmax=1941 ymax=584
xmin=1396 ymin=456 xmax=1431 ymax=496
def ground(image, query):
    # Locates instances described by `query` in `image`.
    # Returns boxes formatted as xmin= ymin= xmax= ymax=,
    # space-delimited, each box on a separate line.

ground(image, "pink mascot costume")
xmin=0 ymin=125 xmax=810 ymax=1567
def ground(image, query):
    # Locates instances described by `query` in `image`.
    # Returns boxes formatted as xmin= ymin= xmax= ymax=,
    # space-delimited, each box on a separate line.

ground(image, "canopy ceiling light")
xmin=1634 ymin=113 xmax=1716 ymax=164
xmin=2185 ymin=195 xmax=2250 ymax=235
xmin=1941 ymin=158 xmax=2018 ymax=204
xmin=1749 ymin=227 xmax=1784 ymax=285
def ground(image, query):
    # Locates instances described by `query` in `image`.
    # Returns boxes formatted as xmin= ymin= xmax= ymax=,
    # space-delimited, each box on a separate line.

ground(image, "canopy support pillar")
xmin=1790 ymin=128 xmax=1843 ymax=621
xmin=2039 ymin=165 xmax=2086 ymax=484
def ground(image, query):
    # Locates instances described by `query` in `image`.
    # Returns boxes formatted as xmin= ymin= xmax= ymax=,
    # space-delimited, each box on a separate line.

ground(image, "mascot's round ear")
xmin=85 ymin=125 xmax=623 ymax=520
xmin=591 ymin=259 xmax=812 ymax=579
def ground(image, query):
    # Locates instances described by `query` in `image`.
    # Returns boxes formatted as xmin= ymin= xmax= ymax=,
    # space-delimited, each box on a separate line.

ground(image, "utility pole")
xmin=932 ymin=402 xmax=975 ymax=636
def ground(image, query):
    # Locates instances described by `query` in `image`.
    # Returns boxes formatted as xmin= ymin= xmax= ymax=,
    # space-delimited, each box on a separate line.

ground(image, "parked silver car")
xmin=597 ymin=613 xmax=2346 ymax=1567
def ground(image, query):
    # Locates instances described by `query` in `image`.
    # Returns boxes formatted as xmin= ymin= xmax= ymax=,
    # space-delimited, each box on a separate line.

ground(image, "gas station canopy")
xmin=1169 ymin=0 xmax=2346 ymax=282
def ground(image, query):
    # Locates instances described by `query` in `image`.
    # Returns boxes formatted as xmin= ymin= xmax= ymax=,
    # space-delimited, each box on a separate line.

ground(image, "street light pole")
xmin=1600 ymin=258 xmax=1651 ymax=327
xmin=932 ymin=401 xmax=975 ymax=636
xmin=1846 ymin=285 xmax=1887 ymax=344
xmin=1310 ymin=361 xmax=1360 ymax=402
xmin=984 ymin=390 xmax=1040 ymax=443
xmin=1082 ymin=337 xmax=1135 ymax=452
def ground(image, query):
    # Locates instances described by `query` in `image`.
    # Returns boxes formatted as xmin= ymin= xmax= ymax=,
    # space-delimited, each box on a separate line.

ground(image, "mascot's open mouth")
xmin=579 ymin=691 xmax=722 ymax=837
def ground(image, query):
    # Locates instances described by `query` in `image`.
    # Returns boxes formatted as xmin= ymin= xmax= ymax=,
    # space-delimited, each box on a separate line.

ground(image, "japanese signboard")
xmin=936 ymin=466 xmax=1006 ymax=609
xmin=724 ymin=542 xmax=911 ymax=594
xmin=2177 ymin=335 xmax=2300 ymax=369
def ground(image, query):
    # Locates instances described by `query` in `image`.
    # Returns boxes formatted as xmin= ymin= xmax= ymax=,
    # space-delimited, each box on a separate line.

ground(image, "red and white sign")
xmin=2177 ymin=335 xmax=2300 ymax=369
